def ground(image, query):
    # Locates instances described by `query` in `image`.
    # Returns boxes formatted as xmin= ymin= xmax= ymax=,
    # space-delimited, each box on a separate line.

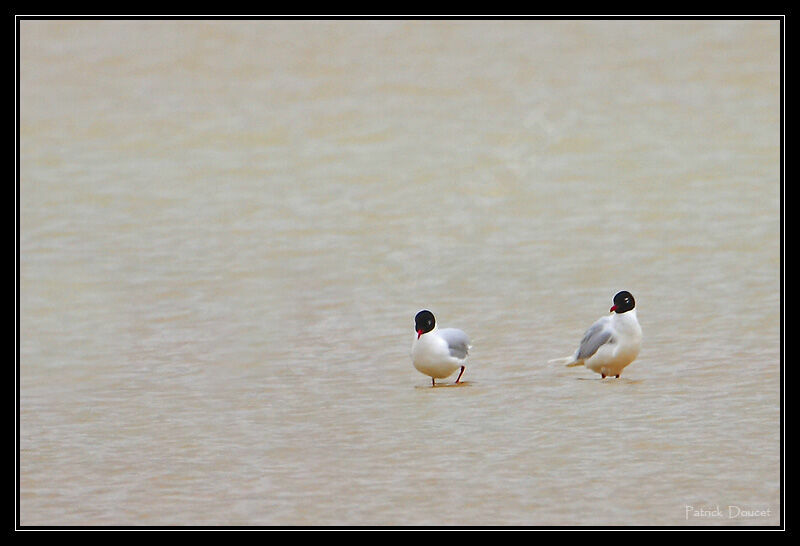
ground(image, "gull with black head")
xmin=411 ymin=310 xmax=471 ymax=386
xmin=549 ymin=291 xmax=642 ymax=379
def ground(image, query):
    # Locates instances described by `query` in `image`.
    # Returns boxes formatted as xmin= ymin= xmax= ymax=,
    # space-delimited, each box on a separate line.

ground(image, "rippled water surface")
xmin=19 ymin=20 xmax=781 ymax=526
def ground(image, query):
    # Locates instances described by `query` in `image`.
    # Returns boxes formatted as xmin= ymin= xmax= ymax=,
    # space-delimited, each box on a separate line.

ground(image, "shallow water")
xmin=19 ymin=19 xmax=781 ymax=526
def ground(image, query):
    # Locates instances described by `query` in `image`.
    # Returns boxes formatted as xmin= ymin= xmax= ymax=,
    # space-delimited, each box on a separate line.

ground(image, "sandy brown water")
xmin=19 ymin=20 xmax=781 ymax=526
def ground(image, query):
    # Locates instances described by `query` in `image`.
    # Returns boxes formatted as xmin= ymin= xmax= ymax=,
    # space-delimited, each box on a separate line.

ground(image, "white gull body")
xmin=412 ymin=325 xmax=471 ymax=382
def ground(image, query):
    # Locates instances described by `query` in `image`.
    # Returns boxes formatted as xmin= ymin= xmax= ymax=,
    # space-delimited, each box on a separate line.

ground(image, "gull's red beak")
xmin=417 ymin=329 xmax=424 ymax=339
xmin=610 ymin=305 xmax=617 ymax=313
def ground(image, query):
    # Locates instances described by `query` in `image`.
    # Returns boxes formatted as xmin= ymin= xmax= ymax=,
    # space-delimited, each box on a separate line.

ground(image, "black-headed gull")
xmin=549 ymin=291 xmax=642 ymax=378
xmin=412 ymin=310 xmax=471 ymax=386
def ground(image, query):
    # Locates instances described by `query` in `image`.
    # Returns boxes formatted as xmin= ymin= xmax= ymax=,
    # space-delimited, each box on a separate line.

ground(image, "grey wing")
xmin=576 ymin=319 xmax=614 ymax=360
xmin=439 ymin=328 xmax=471 ymax=360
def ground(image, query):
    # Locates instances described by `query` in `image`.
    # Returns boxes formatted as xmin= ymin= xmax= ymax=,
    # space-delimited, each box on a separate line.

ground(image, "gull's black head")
xmin=415 ymin=310 xmax=436 ymax=338
xmin=610 ymin=291 xmax=635 ymax=313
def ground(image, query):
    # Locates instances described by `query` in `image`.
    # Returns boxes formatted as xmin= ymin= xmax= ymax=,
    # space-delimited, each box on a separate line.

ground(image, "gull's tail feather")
xmin=548 ymin=356 xmax=578 ymax=367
